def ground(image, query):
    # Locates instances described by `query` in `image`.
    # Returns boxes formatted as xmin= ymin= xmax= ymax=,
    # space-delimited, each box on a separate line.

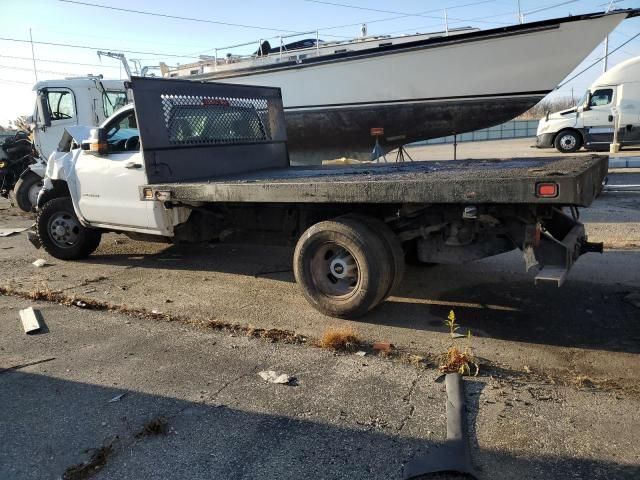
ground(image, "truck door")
xmin=74 ymin=109 xmax=151 ymax=229
xmin=35 ymin=88 xmax=77 ymax=159
xmin=583 ymin=88 xmax=615 ymax=146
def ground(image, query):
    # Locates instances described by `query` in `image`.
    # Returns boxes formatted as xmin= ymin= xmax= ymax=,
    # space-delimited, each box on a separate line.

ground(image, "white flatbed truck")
xmin=31 ymin=77 xmax=606 ymax=318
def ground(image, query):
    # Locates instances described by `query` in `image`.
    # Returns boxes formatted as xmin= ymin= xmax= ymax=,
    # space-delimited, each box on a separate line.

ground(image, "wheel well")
xmin=37 ymin=180 xmax=71 ymax=209
xmin=553 ymin=128 xmax=584 ymax=145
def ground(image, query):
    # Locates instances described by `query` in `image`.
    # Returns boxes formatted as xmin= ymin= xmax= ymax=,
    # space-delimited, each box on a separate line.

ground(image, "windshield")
xmin=578 ymin=90 xmax=589 ymax=107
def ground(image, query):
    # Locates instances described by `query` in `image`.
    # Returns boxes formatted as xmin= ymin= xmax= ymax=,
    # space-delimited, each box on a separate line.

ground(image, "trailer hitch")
xmin=580 ymin=241 xmax=603 ymax=255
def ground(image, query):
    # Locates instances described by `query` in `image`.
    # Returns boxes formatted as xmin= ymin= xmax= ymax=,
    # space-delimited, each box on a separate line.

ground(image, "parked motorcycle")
xmin=0 ymin=131 xmax=39 ymax=210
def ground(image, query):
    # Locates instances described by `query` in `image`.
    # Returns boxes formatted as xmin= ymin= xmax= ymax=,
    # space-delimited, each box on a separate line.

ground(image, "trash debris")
xmin=32 ymin=259 xmax=48 ymax=268
xmin=0 ymin=227 xmax=29 ymax=237
xmin=258 ymin=370 xmax=294 ymax=385
xmin=108 ymin=393 xmax=126 ymax=403
xmin=19 ymin=307 xmax=42 ymax=334
xmin=355 ymin=351 xmax=367 ymax=357
xmin=75 ymin=300 xmax=87 ymax=308
xmin=623 ymin=292 xmax=640 ymax=309
xmin=403 ymin=373 xmax=480 ymax=479
xmin=373 ymin=341 xmax=394 ymax=353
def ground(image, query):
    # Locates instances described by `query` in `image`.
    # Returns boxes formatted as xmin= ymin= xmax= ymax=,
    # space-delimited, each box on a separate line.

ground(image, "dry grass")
xmin=438 ymin=346 xmax=479 ymax=376
xmin=319 ymin=326 xmax=360 ymax=351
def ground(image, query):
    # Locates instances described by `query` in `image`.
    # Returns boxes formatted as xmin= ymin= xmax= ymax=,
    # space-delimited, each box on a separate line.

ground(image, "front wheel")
xmin=14 ymin=170 xmax=43 ymax=212
xmin=36 ymin=197 xmax=102 ymax=260
xmin=554 ymin=130 xmax=582 ymax=153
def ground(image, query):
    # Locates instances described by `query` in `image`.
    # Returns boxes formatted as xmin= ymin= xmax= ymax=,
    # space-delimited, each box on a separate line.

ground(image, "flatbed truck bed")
xmin=142 ymin=155 xmax=607 ymax=206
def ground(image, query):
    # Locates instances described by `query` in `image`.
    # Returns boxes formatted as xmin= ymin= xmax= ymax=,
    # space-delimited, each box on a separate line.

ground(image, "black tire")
xmin=341 ymin=214 xmax=405 ymax=299
xmin=293 ymin=217 xmax=392 ymax=318
xmin=554 ymin=129 xmax=582 ymax=153
xmin=36 ymin=197 xmax=102 ymax=260
xmin=14 ymin=171 xmax=43 ymax=212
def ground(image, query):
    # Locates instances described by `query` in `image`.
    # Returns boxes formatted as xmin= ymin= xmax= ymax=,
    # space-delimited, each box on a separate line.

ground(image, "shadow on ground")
xmin=1 ymin=372 xmax=637 ymax=480
xmin=82 ymin=242 xmax=640 ymax=354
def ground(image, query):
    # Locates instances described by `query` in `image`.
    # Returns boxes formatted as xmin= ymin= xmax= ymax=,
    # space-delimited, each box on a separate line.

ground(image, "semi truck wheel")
xmin=36 ymin=197 xmax=102 ymax=260
xmin=14 ymin=171 xmax=43 ymax=212
xmin=341 ymin=214 xmax=405 ymax=299
xmin=293 ymin=217 xmax=392 ymax=318
xmin=554 ymin=129 xmax=582 ymax=153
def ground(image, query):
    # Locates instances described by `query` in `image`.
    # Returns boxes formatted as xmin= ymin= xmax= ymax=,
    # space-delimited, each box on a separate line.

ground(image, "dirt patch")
xmin=62 ymin=442 xmax=114 ymax=480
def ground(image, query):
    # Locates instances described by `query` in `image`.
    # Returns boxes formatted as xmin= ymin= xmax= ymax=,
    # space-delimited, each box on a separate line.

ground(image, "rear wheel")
xmin=293 ymin=217 xmax=392 ymax=318
xmin=554 ymin=129 xmax=582 ymax=153
xmin=36 ymin=197 xmax=102 ymax=260
xmin=14 ymin=171 xmax=43 ymax=212
xmin=341 ymin=214 xmax=405 ymax=299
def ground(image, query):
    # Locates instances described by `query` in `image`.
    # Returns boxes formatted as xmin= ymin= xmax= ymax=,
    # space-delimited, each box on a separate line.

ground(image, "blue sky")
xmin=1 ymin=0 xmax=639 ymax=125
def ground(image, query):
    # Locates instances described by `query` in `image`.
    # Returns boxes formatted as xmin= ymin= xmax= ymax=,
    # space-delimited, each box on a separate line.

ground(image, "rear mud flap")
xmin=528 ymin=209 xmax=602 ymax=286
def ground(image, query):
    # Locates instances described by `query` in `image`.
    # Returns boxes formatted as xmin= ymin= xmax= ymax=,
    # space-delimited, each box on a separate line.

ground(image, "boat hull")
xmin=284 ymin=92 xmax=545 ymax=162
xmin=190 ymin=11 xmax=633 ymax=163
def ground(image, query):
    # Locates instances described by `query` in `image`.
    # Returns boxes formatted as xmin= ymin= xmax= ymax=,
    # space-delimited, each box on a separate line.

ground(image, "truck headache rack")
xmin=128 ymin=76 xmax=288 ymax=184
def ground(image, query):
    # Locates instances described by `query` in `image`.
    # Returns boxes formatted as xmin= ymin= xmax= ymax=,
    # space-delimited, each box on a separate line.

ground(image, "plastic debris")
xmin=355 ymin=351 xmax=367 ymax=357
xmin=258 ymin=370 xmax=293 ymax=385
xmin=108 ymin=393 xmax=126 ymax=403
xmin=0 ymin=227 xmax=29 ymax=237
xmin=32 ymin=259 xmax=48 ymax=268
xmin=19 ymin=307 xmax=42 ymax=334
xmin=75 ymin=300 xmax=87 ymax=308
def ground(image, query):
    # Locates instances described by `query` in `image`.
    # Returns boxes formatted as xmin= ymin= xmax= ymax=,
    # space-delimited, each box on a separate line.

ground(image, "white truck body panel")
xmin=43 ymin=121 xmax=187 ymax=236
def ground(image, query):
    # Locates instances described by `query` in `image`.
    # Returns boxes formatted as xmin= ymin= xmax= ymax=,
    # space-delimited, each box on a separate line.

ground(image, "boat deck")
xmin=143 ymin=155 xmax=608 ymax=207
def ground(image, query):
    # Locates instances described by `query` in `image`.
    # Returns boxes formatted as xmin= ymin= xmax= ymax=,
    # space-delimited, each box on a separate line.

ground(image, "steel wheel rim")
xmin=560 ymin=134 xmax=576 ymax=150
xmin=310 ymin=242 xmax=360 ymax=298
xmin=48 ymin=210 xmax=80 ymax=248
xmin=28 ymin=181 xmax=43 ymax=208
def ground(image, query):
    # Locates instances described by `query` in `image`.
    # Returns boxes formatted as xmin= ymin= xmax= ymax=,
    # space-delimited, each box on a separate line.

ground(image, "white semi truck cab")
xmin=13 ymin=76 xmax=127 ymax=211
xmin=536 ymin=56 xmax=640 ymax=153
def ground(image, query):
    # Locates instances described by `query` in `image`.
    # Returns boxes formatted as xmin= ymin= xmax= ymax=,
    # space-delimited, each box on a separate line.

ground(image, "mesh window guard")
xmin=161 ymin=94 xmax=272 ymax=145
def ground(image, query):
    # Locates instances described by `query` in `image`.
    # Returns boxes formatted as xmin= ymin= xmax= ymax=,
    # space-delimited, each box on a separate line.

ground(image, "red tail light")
xmin=536 ymin=182 xmax=558 ymax=198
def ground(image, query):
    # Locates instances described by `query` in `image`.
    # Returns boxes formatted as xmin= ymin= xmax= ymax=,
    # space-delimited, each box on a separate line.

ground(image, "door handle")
xmin=125 ymin=162 xmax=142 ymax=169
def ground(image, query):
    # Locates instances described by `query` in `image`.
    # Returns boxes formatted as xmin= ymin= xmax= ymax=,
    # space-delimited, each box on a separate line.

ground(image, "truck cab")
xmin=31 ymin=76 xmax=127 ymax=159
xmin=12 ymin=76 xmax=128 ymax=212
xmin=536 ymin=56 xmax=640 ymax=153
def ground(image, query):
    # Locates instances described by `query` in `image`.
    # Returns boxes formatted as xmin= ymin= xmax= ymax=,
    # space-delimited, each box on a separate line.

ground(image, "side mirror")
xmin=83 ymin=128 xmax=108 ymax=155
xmin=36 ymin=90 xmax=51 ymax=128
